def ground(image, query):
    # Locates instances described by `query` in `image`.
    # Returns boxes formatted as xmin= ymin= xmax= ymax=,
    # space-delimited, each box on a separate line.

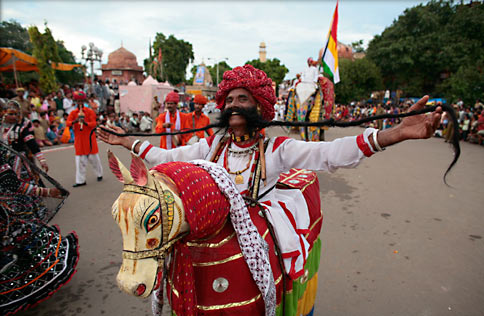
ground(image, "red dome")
xmin=102 ymin=47 xmax=142 ymax=71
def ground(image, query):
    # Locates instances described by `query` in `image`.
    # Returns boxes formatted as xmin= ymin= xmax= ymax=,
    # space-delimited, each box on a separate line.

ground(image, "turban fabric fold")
xmin=215 ymin=64 xmax=276 ymax=121
xmin=72 ymin=90 xmax=87 ymax=101
xmin=165 ymin=91 xmax=179 ymax=103
xmin=193 ymin=94 xmax=208 ymax=105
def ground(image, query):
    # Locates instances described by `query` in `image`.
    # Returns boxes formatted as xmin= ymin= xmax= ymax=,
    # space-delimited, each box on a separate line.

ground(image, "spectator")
xmin=63 ymin=92 xmax=75 ymax=114
xmin=140 ymin=112 xmax=153 ymax=132
xmin=119 ymin=112 xmax=129 ymax=131
xmin=106 ymin=112 xmax=116 ymax=126
xmin=32 ymin=119 xmax=53 ymax=147
xmin=54 ymin=91 xmax=64 ymax=117
xmin=128 ymin=113 xmax=140 ymax=132
xmin=46 ymin=124 xmax=59 ymax=145
xmin=88 ymin=94 xmax=100 ymax=113
xmin=12 ymin=87 xmax=31 ymax=118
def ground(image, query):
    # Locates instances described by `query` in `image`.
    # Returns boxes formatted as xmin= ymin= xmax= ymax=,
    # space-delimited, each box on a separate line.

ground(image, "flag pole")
xmin=321 ymin=11 xmax=334 ymax=63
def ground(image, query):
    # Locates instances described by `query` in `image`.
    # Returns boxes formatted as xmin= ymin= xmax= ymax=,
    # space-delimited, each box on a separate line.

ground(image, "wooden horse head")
xmin=108 ymin=151 xmax=188 ymax=298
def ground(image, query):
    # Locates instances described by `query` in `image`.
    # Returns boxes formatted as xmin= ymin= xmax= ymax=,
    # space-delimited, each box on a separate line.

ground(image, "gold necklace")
xmin=224 ymin=145 xmax=253 ymax=185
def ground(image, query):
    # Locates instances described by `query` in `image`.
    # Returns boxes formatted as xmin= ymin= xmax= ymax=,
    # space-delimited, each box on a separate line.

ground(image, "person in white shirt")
xmin=63 ymin=92 xmax=76 ymax=114
xmin=300 ymin=58 xmax=319 ymax=84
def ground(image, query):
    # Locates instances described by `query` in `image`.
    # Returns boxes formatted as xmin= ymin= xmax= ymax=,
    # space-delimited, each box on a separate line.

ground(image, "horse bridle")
xmin=121 ymin=182 xmax=186 ymax=262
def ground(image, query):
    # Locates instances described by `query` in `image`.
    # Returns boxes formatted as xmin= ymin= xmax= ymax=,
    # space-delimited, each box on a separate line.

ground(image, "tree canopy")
xmin=334 ymin=58 xmax=383 ymax=104
xmin=366 ymin=0 xmax=484 ymax=104
xmin=245 ymin=58 xmax=289 ymax=88
xmin=0 ymin=20 xmax=32 ymax=53
xmin=144 ymin=33 xmax=194 ymax=85
xmin=1 ymin=20 xmax=84 ymax=89
xmin=28 ymin=24 xmax=61 ymax=94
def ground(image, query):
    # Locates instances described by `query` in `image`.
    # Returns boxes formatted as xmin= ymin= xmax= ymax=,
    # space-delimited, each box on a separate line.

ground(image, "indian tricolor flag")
xmin=322 ymin=1 xmax=340 ymax=84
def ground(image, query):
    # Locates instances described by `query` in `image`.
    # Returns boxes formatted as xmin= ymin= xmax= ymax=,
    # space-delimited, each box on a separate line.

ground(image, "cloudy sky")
xmin=2 ymin=0 xmax=426 ymax=80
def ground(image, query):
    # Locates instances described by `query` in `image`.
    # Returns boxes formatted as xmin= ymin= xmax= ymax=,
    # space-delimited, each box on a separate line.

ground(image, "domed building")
xmin=101 ymin=46 xmax=144 ymax=84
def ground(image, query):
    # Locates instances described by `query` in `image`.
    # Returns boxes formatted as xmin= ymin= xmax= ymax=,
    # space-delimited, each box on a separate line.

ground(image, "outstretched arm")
xmin=97 ymin=125 xmax=139 ymax=153
xmin=370 ymin=95 xmax=442 ymax=149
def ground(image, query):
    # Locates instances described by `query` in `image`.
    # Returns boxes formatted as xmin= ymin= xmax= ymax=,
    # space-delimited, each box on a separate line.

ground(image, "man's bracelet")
xmin=131 ymin=140 xmax=141 ymax=155
xmin=372 ymin=131 xmax=385 ymax=152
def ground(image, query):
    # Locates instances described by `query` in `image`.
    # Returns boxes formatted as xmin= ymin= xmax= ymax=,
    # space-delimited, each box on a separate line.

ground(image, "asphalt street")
xmin=17 ymin=125 xmax=484 ymax=316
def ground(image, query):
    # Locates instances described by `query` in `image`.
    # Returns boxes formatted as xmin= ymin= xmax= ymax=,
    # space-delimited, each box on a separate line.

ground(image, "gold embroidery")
xmin=278 ymin=169 xmax=306 ymax=184
xmin=166 ymin=275 xmax=179 ymax=298
xmin=300 ymin=177 xmax=316 ymax=192
xmin=187 ymin=232 xmax=236 ymax=248
xmin=305 ymin=216 xmax=323 ymax=239
xmin=192 ymin=253 xmax=243 ymax=267
xmin=261 ymin=229 xmax=269 ymax=240
xmin=197 ymin=294 xmax=262 ymax=310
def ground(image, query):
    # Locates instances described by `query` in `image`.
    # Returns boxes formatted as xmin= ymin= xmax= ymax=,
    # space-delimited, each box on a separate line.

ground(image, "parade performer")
xmin=185 ymin=94 xmax=214 ymax=145
xmin=155 ymin=91 xmax=189 ymax=149
xmin=0 ymin=105 xmax=79 ymax=315
xmin=99 ymin=63 xmax=441 ymax=277
xmin=67 ymin=90 xmax=103 ymax=187
xmin=1 ymin=99 xmax=49 ymax=173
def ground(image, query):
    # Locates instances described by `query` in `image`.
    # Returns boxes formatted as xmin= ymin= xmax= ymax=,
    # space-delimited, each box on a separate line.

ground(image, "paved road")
xmin=18 ymin=126 xmax=484 ymax=316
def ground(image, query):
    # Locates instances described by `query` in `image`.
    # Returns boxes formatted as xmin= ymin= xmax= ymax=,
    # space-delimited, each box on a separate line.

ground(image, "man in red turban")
xmin=154 ymin=91 xmax=189 ymax=149
xmin=185 ymin=94 xmax=214 ymax=145
xmin=99 ymin=65 xmax=442 ymax=312
xmin=67 ymin=90 xmax=103 ymax=187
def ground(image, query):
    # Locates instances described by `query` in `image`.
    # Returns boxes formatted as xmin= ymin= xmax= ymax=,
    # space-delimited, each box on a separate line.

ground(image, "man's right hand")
xmin=97 ymin=124 xmax=133 ymax=150
xmin=162 ymin=122 xmax=172 ymax=128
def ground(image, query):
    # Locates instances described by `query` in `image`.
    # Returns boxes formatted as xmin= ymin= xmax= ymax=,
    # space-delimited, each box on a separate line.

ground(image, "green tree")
xmin=244 ymin=58 xmax=289 ymax=87
xmin=351 ymin=40 xmax=365 ymax=53
xmin=0 ymin=20 xmax=32 ymax=53
xmin=144 ymin=33 xmax=194 ymax=85
xmin=438 ymin=58 xmax=484 ymax=106
xmin=366 ymin=1 xmax=484 ymax=97
xmin=0 ymin=20 xmax=38 ymax=84
xmin=28 ymin=24 xmax=61 ymax=94
xmin=334 ymin=58 xmax=384 ymax=104
xmin=55 ymin=40 xmax=84 ymax=86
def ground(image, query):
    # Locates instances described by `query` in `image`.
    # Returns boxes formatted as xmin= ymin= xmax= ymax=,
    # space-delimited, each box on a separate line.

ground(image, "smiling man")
xmin=99 ymin=64 xmax=441 ymax=286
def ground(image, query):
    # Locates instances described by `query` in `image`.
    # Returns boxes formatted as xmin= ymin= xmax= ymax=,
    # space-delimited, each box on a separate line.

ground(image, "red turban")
xmin=165 ymin=91 xmax=179 ymax=103
xmin=193 ymin=94 xmax=208 ymax=105
xmin=72 ymin=90 xmax=87 ymax=101
xmin=215 ymin=64 xmax=276 ymax=121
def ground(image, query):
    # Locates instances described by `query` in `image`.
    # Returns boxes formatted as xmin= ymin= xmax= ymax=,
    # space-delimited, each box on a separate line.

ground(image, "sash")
xmin=165 ymin=110 xmax=181 ymax=149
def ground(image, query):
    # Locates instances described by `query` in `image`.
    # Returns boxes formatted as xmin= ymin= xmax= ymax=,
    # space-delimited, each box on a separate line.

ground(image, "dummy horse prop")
xmin=108 ymin=152 xmax=323 ymax=316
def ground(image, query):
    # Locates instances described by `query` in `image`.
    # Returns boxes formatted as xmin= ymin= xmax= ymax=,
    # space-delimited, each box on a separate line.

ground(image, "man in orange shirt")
xmin=185 ymin=94 xmax=214 ymax=145
xmin=155 ymin=91 xmax=189 ymax=149
xmin=67 ymin=91 xmax=103 ymax=187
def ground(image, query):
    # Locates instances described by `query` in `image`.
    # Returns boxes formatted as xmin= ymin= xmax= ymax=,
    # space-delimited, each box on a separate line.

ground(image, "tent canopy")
xmin=0 ymin=47 xmax=83 ymax=72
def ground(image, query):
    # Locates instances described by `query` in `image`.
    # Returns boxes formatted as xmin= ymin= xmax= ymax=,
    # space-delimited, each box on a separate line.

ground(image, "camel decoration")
xmin=108 ymin=151 xmax=323 ymax=315
xmin=286 ymin=76 xmax=334 ymax=141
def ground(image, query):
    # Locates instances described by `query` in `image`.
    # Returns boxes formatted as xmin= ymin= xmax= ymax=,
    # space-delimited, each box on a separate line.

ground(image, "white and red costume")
xmin=135 ymin=127 xmax=378 ymax=279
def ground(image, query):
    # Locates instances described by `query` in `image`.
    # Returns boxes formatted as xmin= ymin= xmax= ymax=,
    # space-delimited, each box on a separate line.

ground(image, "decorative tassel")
xmin=258 ymin=135 xmax=267 ymax=185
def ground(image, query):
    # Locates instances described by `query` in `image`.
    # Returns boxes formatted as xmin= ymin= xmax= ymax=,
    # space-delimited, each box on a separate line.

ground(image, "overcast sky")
xmin=2 ymin=0 xmax=427 ymax=80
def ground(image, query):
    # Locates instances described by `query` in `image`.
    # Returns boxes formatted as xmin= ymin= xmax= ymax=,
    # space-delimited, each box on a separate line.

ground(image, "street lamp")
xmin=208 ymin=57 xmax=228 ymax=86
xmin=81 ymin=42 xmax=103 ymax=90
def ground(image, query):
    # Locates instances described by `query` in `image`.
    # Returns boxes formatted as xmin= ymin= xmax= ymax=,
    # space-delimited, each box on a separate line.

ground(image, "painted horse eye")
xmin=145 ymin=207 xmax=161 ymax=232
